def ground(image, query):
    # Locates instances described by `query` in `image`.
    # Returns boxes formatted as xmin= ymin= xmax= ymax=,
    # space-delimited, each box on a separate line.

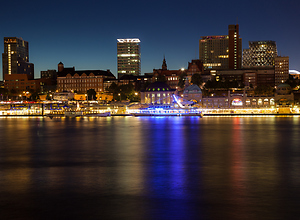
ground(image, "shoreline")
xmin=0 ymin=113 xmax=300 ymax=117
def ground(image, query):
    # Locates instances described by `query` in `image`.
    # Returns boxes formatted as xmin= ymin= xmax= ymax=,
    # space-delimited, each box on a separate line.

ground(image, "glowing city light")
xmin=289 ymin=70 xmax=300 ymax=75
xmin=117 ymin=39 xmax=140 ymax=43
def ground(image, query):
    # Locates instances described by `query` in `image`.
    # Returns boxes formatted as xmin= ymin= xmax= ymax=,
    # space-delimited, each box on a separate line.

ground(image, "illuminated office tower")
xmin=242 ymin=41 xmax=277 ymax=68
xmin=199 ymin=24 xmax=242 ymax=70
xmin=2 ymin=37 xmax=34 ymax=80
xmin=117 ymin=38 xmax=140 ymax=78
xmin=275 ymin=56 xmax=289 ymax=85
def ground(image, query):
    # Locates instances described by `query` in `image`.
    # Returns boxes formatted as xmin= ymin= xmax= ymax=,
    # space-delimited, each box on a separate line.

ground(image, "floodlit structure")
xmin=242 ymin=41 xmax=277 ymax=68
xmin=117 ymin=38 xmax=141 ymax=79
xmin=2 ymin=37 xmax=34 ymax=80
xmin=199 ymin=24 xmax=242 ymax=70
xmin=275 ymin=56 xmax=289 ymax=85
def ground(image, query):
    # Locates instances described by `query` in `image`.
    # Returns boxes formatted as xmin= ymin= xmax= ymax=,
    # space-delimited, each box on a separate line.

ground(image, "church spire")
xmin=162 ymin=55 xmax=167 ymax=70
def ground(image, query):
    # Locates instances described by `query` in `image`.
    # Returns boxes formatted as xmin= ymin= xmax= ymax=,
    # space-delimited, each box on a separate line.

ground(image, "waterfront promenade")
xmin=1 ymin=101 xmax=300 ymax=117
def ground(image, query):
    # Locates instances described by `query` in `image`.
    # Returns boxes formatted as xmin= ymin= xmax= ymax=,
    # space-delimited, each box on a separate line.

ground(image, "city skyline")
xmin=1 ymin=0 xmax=299 ymax=80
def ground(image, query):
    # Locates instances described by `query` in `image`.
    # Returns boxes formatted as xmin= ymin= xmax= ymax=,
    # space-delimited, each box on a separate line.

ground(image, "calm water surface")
xmin=1 ymin=116 xmax=300 ymax=219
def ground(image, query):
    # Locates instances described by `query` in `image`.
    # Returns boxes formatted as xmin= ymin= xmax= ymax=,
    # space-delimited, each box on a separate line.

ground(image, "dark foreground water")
xmin=1 ymin=116 xmax=300 ymax=220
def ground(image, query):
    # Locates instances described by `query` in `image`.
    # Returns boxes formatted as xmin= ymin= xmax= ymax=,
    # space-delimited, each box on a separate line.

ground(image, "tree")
xmin=178 ymin=72 xmax=187 ymax=89
xmin=254 ymin=85 xmax=274 ymax=96
xmin=285 ymin=78 xmax=299 ymax=89
xmin=87 ymin=89 xmax=97 ymax=100
xmin=30 ymin=92 xmax=40 ymax=101
xmin=191 ymin=73 xmax=202 ymax=86
xmin=107 ymin=83 xmax=139 ymax=101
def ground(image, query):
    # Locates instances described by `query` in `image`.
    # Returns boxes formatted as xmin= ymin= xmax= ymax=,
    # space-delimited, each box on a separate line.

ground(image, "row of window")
xmin=58 ymin=79 xmax=102 ymax=83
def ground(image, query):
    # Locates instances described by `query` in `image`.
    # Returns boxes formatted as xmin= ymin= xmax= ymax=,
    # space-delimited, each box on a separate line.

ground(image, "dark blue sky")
xmin=1 ymin=0 xmax=299 ymax=80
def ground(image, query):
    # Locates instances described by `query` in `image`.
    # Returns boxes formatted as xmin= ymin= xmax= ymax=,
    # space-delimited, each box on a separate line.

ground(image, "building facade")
xmin=2 ymin=37 xmax=34 ymax=80
xmin=117 ymin=38 xmax=141 ymax=78
xmin=152 ymin=58 xmax=185 ymax=90
xmin=4 ymin=74 xmax=41 ymax=93
xmin=201 ymin=91 xmax=275 ymax=109
xmin=228 ymin=24 xmax=241 ymax=69
xmin=41 ymin=69 xmax=57 ymax=79
xmin=274 ymin=56 xmax=289 ymax=86
xmin=140 ymin=82 xmax=175 ymax=105
xmin=57 ymin=68 xmax=115 ymax=93
xmin=205 ymin=67 xmax=275 ymax=88
xmin=242 ymin=41 xmax=277 ymax=68
xmin=199 ymin=24 xmax=242 ymax=70
xmin=186 ymin=59 xmax=204 ymax=82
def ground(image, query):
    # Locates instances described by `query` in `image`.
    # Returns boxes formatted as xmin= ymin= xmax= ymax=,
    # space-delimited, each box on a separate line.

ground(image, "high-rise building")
xmin=2 ymin=37 xmax=34 ymax=80
xmin=275 ymin=56 xmax=289 ymax=86
xmin=117 ymin=38 xmax=141 ymax=79
xmin=242 ymin=41 xmax=277 ymax=68
xmin=199 ymin=24 xmax=242 ymax=70
xmin=228 ymin=24 xmax=241 ymax=69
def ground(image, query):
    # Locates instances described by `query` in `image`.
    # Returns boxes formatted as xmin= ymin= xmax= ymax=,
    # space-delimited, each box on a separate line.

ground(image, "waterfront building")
xmin=56 ymin=62 xmax=115 ymax=93
xmin=275 ymin=56 xmax=289 ymax=85
xmin=275 ymin=83 xmax=294 ymax=111
xmin=2 ymin=37 xmax=34 ymax=80
xmin=53 ymin=91 xmax=74 ymax=101
xmin=183 ymin=84 xmax=202 ymax=103
xmin=117 ymin=38 xmax=141 ymax=79
xmin=242 ymin=41 xmax=277 ymax=68
xmin=199 ymin=24 xmax=242 ymax=70
xmin=201 ymin=90 xmax=275 ymax=109
xmin=4 ymin=74 xmax=41 ymax=94
xmin=140 ymin=81 xmax=175 ymax=105
xmin=57 ymin=69 xmax=115 ymax=93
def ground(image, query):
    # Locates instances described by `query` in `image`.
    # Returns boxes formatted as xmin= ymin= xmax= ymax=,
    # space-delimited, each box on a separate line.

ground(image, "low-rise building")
xmin=140 ymin=81 xmax=175 ymax=105
xmin=57 ymin=70 xmax=115 ymax=93
xmin=4 ymin=74 xmax=41 ymax=93
xmin=183 ymin=84 xmax=202 ymax=103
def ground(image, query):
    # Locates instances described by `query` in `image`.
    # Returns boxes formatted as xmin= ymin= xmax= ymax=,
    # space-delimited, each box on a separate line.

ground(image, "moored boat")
xmin=129 ymin=107 xmax=203 ymax=117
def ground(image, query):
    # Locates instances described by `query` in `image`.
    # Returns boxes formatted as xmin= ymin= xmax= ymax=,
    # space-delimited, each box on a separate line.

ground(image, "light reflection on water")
xmin=0 ymin=116 xmax=300 ymax=219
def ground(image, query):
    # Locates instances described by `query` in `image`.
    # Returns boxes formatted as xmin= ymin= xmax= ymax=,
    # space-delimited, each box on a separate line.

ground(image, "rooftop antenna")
xmin=237 ymin=17 xmax=238 ymax=24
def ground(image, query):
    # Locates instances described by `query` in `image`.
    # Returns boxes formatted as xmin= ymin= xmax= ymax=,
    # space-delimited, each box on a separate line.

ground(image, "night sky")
xmin=1 ymin=0 xmax=299 ymax=80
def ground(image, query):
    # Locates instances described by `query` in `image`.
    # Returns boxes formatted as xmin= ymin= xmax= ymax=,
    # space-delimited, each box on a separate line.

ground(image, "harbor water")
xmin=0 ymin=116 xmax=300 ymax=219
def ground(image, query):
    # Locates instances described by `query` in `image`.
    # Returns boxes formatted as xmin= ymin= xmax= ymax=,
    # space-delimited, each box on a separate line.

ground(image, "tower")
xmin=199 ymin=24 xmax=242 ymax=70
xmin=275 ymin=56 xmax=289 ymax=86
xmin=58 ymin=62 xmax=64 ymax=72
xmin=228 ymin=24 xmax=241 ymax=69
xmin=242 ymin=41 xmax=277 ymax=68
xmin=162 ymin=56 xmax=167 ymax=70
xmin=117 ymin=38 xmax=141 ymax=79
xmin=2 ymin=37 xmax=34 ymax=80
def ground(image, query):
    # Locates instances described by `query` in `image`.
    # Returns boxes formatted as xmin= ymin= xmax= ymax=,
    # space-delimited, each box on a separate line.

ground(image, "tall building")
xmin=117 ymin=38 xmax=141 ymax=79
xmin=199 ymin=24 xmax=242 ymax=70
xmin=2 ymin=37 xmax=34 ymax=80
xmin=228 ymin=24 xmax=241 ymax=69
xmin=242 ymin=41 xmax=277 ymax=68
xmin=275 ymin=56 xmax=289 ymax=86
